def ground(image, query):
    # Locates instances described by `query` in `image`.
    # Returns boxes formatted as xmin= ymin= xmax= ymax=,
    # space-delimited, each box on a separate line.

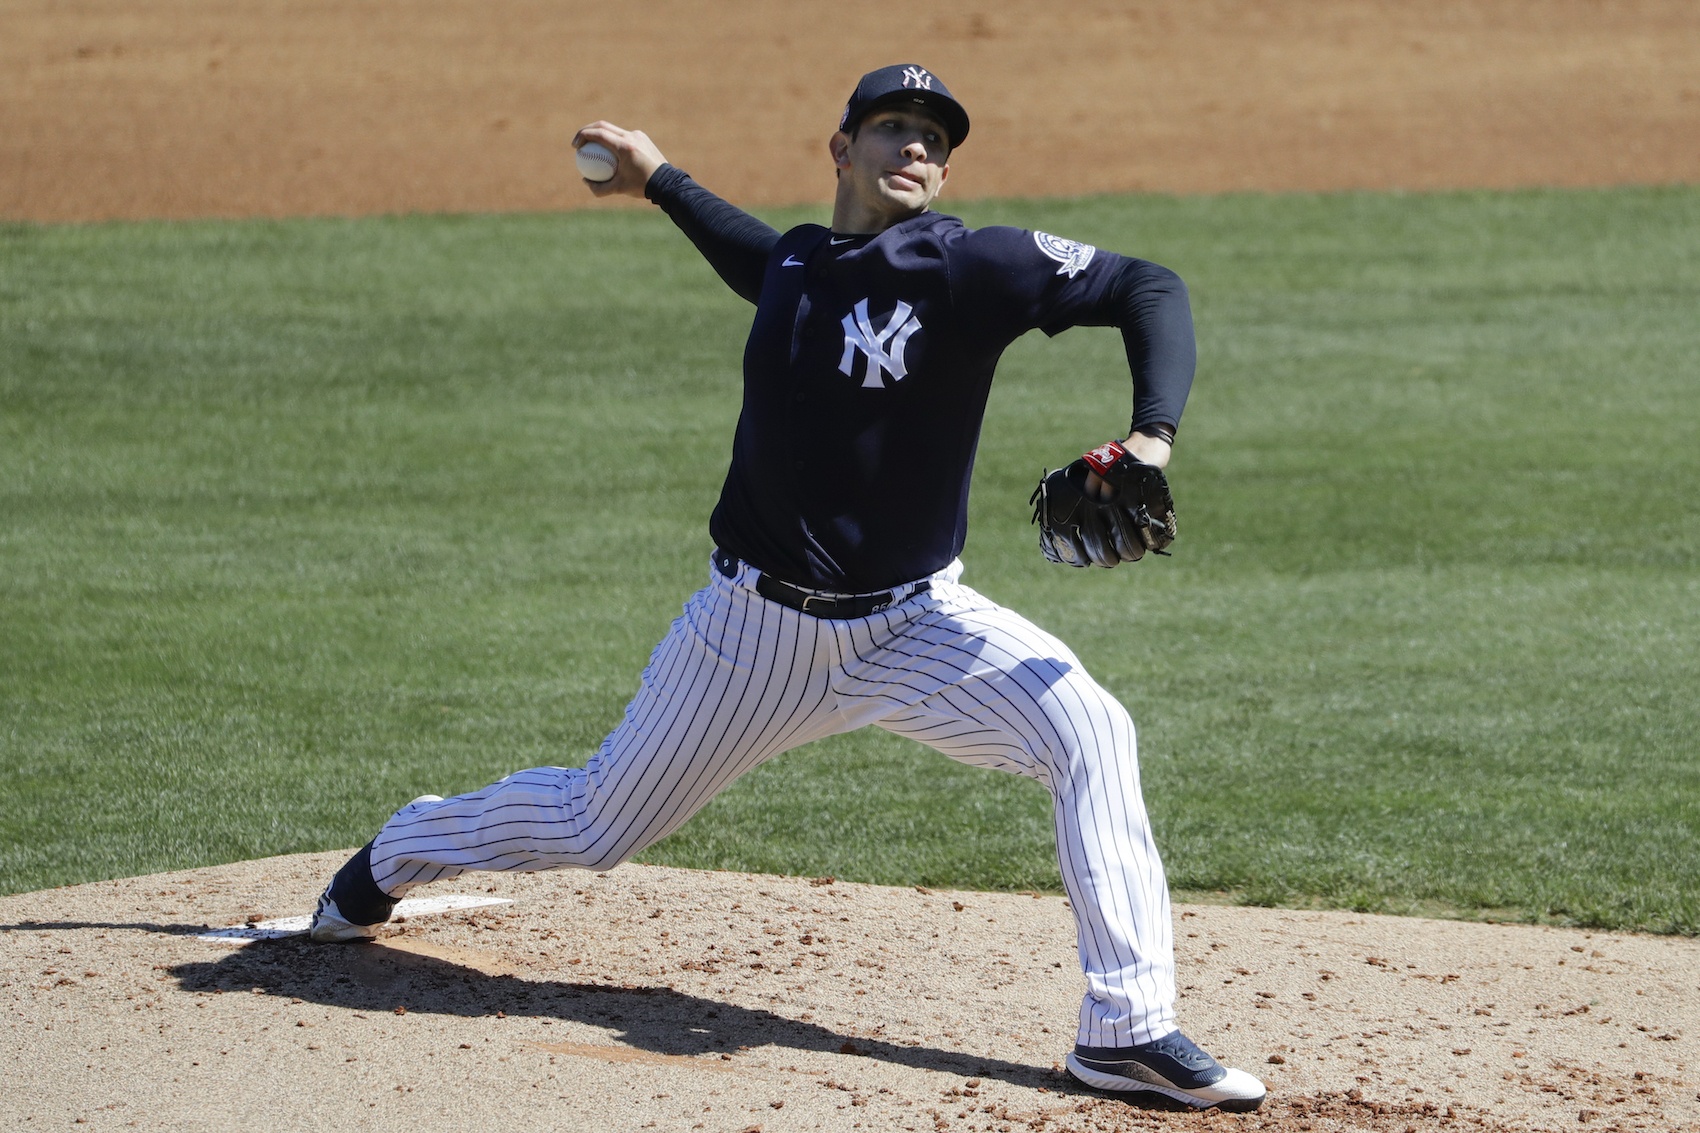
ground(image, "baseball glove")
xmin=1030 ymin=440 xmax=1177 ymax=568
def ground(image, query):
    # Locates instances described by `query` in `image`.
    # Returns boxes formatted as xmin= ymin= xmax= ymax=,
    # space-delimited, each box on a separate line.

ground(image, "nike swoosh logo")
xmin=782 ymin=255 xmax=805 ymax=267
xmin=829 ymin=237 xmax=855 ymax=245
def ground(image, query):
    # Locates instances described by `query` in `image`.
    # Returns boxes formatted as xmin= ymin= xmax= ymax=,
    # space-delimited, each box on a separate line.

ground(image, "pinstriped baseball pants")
xmin=369 ymin=555 xmax=1178 ymax=1047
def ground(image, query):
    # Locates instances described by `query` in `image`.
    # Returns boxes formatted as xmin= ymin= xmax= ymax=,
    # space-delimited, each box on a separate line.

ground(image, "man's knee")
xmin=1032 ymin=678 xmax=1136 ymax=774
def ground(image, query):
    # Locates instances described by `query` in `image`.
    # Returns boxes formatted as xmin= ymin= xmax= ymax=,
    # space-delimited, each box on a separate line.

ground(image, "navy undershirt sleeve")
xmin=1091 ymin=258 xmax=1196 ymax=436
xmin=644 ymin=164 xmax=781 ymax=304
xmin=945 ymin=225 xmax=1196 ymax=437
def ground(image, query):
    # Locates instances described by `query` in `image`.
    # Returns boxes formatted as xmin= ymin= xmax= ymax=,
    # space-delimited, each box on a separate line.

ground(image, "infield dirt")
xmin=3 ymin=0 xmax=1697 ymax=221
xmin=3 ymin=2 xmax=1697 ymax=1130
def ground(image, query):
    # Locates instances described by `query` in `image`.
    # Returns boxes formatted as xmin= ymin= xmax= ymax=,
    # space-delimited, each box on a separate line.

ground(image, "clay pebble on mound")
xmin=3 ymin=856 xmax=1696 ymax=1131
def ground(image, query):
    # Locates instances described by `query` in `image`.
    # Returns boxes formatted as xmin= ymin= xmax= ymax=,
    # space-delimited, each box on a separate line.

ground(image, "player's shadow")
xmin=165 ymin=936 xmax=1063 ymax=1091
xmin=2 ymin=918 xmax=223 ymax=936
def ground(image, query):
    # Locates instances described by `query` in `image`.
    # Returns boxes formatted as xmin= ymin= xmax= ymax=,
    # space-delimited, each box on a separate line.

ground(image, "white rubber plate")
xmin=195 ymin=893 xmax=512 ymax=941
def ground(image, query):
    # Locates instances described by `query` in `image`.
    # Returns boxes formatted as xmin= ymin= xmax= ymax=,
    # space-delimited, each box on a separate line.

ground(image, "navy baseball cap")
xmin=838 ymin=64 xmax=970 ymax=149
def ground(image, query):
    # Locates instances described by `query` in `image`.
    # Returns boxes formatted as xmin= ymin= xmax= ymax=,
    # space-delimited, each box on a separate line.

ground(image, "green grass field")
xmin=2 ymin=186 xmax=1696 ymax=932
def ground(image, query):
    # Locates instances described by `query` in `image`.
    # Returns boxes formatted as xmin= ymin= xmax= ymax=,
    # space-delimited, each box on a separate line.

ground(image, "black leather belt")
xmin=714 ymin=550 xmax=929 ymax=619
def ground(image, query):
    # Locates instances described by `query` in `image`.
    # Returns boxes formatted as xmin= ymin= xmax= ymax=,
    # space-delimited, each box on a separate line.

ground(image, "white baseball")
xmin=575 ymin=141 xmax=617 ymax=183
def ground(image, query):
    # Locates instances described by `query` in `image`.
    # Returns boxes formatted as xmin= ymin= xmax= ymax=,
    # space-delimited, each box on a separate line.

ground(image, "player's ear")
xmin=829 ymin=131 xmax=851 ymax=170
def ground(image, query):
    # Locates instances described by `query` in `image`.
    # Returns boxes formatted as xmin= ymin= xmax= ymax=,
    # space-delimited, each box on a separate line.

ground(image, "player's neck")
xmin=831 ymin=185 xmax=928 ymax=235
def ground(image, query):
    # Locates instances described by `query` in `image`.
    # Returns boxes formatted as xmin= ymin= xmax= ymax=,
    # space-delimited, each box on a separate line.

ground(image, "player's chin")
xmin=879 ymin=179 xmax=935 ymax=213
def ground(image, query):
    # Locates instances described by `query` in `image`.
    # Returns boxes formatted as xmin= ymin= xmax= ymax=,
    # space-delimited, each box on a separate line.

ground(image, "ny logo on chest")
xmin=838 ymin=298 xmax=921 ymax=388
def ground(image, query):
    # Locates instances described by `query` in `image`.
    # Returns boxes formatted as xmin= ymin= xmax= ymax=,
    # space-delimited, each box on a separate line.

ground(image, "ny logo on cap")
xmin=840 ymin=298 xmax=922 ymax=388
xmin=901 ymin=66 xmax=934 ymax=91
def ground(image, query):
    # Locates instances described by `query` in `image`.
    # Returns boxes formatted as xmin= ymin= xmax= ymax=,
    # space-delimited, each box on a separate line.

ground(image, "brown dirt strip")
xmin=3 ymin=0 xmax=1697 ymax=222
xmin=4 ymin=856 xmax=1696 ymax=1131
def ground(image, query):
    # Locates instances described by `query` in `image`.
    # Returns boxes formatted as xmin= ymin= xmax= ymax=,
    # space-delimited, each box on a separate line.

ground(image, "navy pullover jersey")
xmin=646 ymin=167 xmax=1195 ymax=593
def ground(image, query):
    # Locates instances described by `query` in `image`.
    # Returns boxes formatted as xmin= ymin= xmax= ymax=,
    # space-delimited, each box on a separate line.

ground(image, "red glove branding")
xmin=1082 ymin=440 xmax=1128 ymax=474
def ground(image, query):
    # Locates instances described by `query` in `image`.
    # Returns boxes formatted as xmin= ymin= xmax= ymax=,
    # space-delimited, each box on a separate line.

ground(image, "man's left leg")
xmin=846 ymin=575 xmax=1264 ymax=1111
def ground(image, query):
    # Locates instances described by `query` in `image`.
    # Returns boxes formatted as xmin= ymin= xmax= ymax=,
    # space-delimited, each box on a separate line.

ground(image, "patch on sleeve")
xmin=1033 ymin=231 xmax=1097 ymax=278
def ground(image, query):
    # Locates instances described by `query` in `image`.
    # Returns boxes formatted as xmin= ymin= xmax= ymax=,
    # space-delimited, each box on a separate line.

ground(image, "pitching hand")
xmin=572 ymin=122 xmax=667 ymax=199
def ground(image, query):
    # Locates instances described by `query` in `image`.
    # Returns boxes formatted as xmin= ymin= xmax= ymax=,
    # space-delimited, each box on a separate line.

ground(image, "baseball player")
xmin=309 ymin=64 xmax=1264 ymax=1112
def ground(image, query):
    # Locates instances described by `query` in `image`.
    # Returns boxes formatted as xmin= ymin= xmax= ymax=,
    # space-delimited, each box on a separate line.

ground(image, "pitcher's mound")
xmin=3 ymin=855 xmax=1695 ymax=1130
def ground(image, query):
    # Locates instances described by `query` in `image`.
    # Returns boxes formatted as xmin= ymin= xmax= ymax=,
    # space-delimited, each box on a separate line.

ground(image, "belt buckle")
xmin=801 ymin=594 xmax=835 ymax=616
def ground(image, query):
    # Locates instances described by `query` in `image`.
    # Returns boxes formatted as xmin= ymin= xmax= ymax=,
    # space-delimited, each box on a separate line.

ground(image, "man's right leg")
xmin=311 ymin=562 xmax=841 ymax=939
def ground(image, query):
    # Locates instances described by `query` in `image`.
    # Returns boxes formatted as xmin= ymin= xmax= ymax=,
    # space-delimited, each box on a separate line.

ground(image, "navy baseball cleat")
xmin=308 ymin=797 xmax=442 ymax=943
xmin=1064 ymin=1031 xmax=1267 ymax=1112
xmin=308 ymin=842 xmax=394 ymax=943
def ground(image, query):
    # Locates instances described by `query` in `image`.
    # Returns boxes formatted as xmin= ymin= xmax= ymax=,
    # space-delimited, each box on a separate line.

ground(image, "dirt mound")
xmin=4 ymin=0 xmax=1697 ymax=222
xmin=5 ymin=856 xmax=1696 ymax=1130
